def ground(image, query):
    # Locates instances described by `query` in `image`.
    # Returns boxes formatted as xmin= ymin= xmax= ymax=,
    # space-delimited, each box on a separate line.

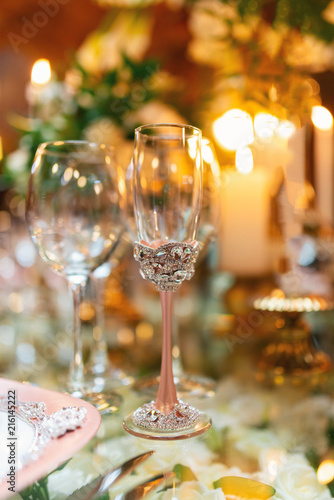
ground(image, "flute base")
xmin=134 ymin=374 xmax=216 ymax=400
xmin=123 ymin=400 xmax=211 ymax=441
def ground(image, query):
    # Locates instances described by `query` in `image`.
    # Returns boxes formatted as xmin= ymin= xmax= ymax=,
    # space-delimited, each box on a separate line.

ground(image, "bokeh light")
xmin=31 ymin=59 xmax=52 ymax=86
xmin=312 ymin=105 xmax=333 ymax=131
xmin=213 ymin=109 xmax=254 ymax=151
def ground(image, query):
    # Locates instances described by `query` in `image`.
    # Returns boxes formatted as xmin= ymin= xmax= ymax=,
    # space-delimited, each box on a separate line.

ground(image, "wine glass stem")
xmin=156 ymin=291 xmax=178 ymax=413
xmin=69 ymin=280 xmax=86 ymax=392
xmin=90 ymin=276 xmax=109 ymax=372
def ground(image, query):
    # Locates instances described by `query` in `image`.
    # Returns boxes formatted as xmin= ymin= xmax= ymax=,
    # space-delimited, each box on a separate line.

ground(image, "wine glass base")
xmin=84 ymin=391 xmax=123 ymax=415
xmin=134 ymin=373 xmax=216 ymax=400
xmin=68 ymin=385 xmax=123 ymax=415
xmin=84 ymin=367 xmax=134 ymax=389
xmin=123 ymin=401 xmax=211 ymax=441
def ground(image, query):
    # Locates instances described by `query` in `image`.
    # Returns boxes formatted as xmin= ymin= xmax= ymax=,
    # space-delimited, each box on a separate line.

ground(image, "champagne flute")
xmin=132 ymin=138 xmax=220 ymax=399
xmin=123 ymin=124 xmax=212 ymax=440
xmin=26 ymin=140 xmax=125 ymax=400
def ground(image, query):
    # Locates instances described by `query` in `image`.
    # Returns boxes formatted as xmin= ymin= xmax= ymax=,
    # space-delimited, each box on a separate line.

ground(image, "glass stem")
xmin=156 ymin=291 xmax=178 ymax=413
xmin=171 ymin=293 xmax=183 ymax=377
xmin=90 ymin=276 xmax=109 ymax=374
xmin=68 ymin=280 xmax=86 ymax=393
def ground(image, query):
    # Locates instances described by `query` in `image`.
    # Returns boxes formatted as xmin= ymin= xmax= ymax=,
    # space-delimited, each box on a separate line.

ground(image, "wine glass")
xmin=123 ymin=124 xmax=212 ymax=440
xmin=86 ymin=232 xmax=134 ymax=389
xmin=132 ymin=138 xmax=220 ymax=399
xmin=26 ymin=140 xmax=125 ymax=401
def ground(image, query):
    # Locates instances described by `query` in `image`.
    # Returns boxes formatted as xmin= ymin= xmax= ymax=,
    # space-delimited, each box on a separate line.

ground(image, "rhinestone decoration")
xmin=133 ymin=241 xmax=200 ymax=292
xmin=131 ymin=400 xmax=200 ymax=431
xmin=0 ymin=396 xmax=87 ymax=477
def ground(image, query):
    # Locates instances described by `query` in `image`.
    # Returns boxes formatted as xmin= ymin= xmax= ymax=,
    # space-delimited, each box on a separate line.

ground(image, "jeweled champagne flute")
xmin=132 ymin=138 xmax=220 ymax=399
xmin=26 ymin=140 xmax=124 ymax=399
xmin=123 ymin=124 xmax=212 ymax=439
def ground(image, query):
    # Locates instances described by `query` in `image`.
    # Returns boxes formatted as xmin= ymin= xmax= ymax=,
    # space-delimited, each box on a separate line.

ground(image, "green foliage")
xmin=222 ymin=0 xmax=334 ymax=43
xmin=19 ymin=460 xmax=71 ymax=500
xmin=2 ymin=55 xmax=161 ymax=191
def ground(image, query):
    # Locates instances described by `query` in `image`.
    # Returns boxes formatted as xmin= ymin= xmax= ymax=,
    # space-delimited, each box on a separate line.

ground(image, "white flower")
xmin=189 ymin=3 xmax=230 ymax=39
xmin=96 ymin=434 xmax=216 ymax=477
xmin=285 ymin=34 xmax=334 ymax=72
xmin=273 ymin=455 xmax=331 ymax=500
xmin=47 ymin=452 xmax=110 ymax=499
xmin=272 ymin=395 xmax=332 ymax=455
xmin=160 ymin=481 xmax=226 ymax=500
xmin=77 ymin=11 xmax=152 ymax=73
xmin=229 ymin=427 xmax=281 ymax=461
xmin=196 ymin=463 xmax=240 ymax=488
xmin=6 ymin=149 xmax=30 ymax=173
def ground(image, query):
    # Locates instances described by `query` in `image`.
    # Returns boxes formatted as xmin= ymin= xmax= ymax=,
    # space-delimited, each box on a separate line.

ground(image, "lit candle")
xmin=213 ymin=110 xmax=272 ymax=275
xmin=218 ymin=165 xmax=272 ymax=276
xmin=312 ymin=105 xmax=334 ymax=226
xmin=26 ymin=58 xmax=52 ymax=118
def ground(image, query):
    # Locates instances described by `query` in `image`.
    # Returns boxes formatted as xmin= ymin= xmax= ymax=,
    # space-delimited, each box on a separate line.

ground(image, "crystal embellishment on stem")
xmin=131 ymin=400 xmax=200 ymax=431
xmin=133 ymin=241 xmax=200 ymax=292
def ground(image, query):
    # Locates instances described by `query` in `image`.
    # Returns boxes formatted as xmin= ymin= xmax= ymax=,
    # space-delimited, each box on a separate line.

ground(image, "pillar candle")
xmin=218 ymin=167 xmax=271 ymax=276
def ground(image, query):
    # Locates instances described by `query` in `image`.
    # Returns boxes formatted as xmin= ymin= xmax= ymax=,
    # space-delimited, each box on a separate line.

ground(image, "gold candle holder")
xmin=254 ymin=292 xmax=332 ymax=386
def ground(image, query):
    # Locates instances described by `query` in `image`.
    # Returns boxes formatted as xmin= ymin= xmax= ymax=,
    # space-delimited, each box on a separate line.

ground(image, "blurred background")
xmin=1 ymin=0 xmax=334 ymax=390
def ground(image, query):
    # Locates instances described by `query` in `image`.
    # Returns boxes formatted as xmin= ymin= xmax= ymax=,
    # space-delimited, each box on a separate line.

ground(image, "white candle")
xmin=312 ymin=106 xmax=334 ymax=226
xmin=218 ymin=167 xmax=271 ymax=276
xmin=25 ymin=59 xmax=52 ymax=118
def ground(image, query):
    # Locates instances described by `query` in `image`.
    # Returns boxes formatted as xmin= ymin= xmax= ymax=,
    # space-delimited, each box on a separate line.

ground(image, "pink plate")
xmin=0 ymin=378 xmax=101 ymax=499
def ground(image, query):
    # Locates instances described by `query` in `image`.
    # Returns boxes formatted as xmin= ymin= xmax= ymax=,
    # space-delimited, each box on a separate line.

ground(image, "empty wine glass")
xmin=26 ymin=140 xmax=125 ymax=401
xmin=87 ymin=231 xmax=134 ymax=389
xmin=123 ymin=124 xmax=212 ymax=440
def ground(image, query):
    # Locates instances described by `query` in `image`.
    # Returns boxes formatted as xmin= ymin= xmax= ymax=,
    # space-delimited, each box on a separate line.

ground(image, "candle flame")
xmin=213 ymin=109 xmax=254 ymax=151
xmin=312 ymin=106 xmax=333 ymax=131
xmin=317 ymin=460 xmax=334 ymax=484
xmin=31 ymin=59 xmax=51 ymax=85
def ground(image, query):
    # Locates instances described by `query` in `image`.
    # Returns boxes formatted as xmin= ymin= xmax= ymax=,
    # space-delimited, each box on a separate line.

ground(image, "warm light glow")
xmin=202 ymin=139 xmax=214 ymax=164
xmin=31 ymin=59 xmax=51 ymax=86
xmin=0 ymin=137 xmax=3 ymax=162
xmin=63 ymin=167 xmax=73 ymax=183
xmin=254 ymin=113 xmax=278 ymax=139
xmin=152 ymin=157 xmax=159 ymax=169
xmin=187 ymin=137 xmax=198 ymax=159
xmin=312 ymin=106 xmax=333 ymax=131
xmin=276 ymin=120 xmax=296 ymax=139
xmin=52 ymin=163 xmax=59 ymax=174
xmin=78 ymin=176 xmax=87 ymax=188
xmin=136 ymin=322 xmax=154 ymax=342
xmin=317 ymin=460 xmax=334 ymax=484
xmin=235 ymin=145 xmax=253 ymax=174
xmin=213 ymin=109 xmax=254 ymax=151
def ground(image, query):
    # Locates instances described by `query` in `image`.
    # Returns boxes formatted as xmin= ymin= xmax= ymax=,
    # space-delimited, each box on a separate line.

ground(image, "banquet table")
xmin=2 ymin=361 xmax=334 ymax=500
